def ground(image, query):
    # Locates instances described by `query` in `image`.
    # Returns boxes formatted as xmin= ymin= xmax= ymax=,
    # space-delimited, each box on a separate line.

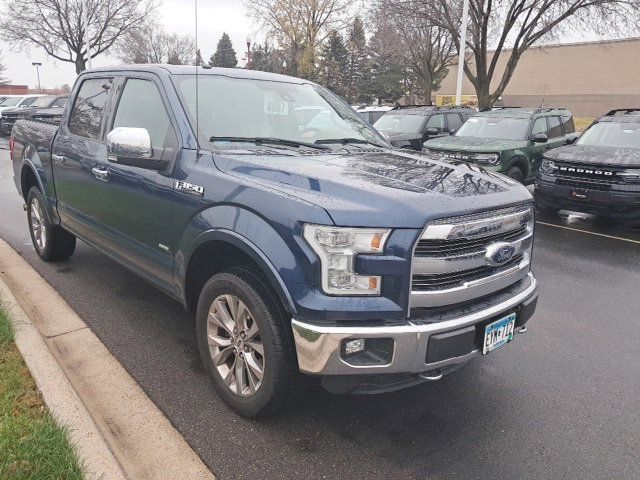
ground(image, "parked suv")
xmin=424 ymin=108 xmax=578 ymax=183
xmin=11 ymin=66 xmax=538 ymax=416
xmin=0 ymin=95 xmax=67 ymax=134
xmin=373 ymin=105 xmax=474 ymax=150
xmin=535 ymin=108 xmax=640 ymax=223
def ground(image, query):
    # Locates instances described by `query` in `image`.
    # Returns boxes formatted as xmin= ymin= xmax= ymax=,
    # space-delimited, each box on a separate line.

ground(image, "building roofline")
xmin=489 ymin=36 xmax=640 ymax=54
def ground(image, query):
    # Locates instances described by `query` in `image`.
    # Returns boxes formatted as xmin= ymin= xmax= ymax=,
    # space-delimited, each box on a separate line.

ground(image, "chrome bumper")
xmin=292 ymin=273 xmax=537 ymax=376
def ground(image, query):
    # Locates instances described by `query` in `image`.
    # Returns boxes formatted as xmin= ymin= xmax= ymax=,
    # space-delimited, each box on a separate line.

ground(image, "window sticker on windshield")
xmin=468 ymin=118 xmax=479 ymax=123
xmin=264 ymin=101 xmax=288 ymax=115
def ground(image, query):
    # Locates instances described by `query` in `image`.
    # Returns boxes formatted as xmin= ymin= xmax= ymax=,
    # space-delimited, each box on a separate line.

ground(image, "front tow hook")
xmin=419 ymin=369 xmax=443 ymax=381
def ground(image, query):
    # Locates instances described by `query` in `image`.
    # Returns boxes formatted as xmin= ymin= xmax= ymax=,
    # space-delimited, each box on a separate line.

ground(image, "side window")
xmin=547 ymin=116 xmax=563 ymax=138
xmin=561 ymin=114 xmax=575 ymax=134
xmin=112 ymin=78 xmax=175 ymax=149
xmin=425 ymin=114 xmax=445 ymax=133
xmin=52 ymin=97 xmax=67 ymax=108
xmin=69 ymin=78 xmax=112 ymax=139
xmin=446 ymin=113 xmax=463 ymax=132
xmin=531 ymin=117 xmax=547 ymax=137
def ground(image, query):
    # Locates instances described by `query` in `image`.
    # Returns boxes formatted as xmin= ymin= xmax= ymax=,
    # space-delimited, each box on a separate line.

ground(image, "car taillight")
xmin=9 ymin=136 xmax=14 ymax=162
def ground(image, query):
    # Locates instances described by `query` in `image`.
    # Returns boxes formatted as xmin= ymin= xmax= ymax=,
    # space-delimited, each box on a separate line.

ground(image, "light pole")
xmin=31 ymin=62 xmax=42 ymax=93
xmin=455 ymin=0 xmax=470 ymax=106
xmin=82 ymin=0 xmax=92 ymax=70
xmin=246 ymin=37 xmax=252 ymax=69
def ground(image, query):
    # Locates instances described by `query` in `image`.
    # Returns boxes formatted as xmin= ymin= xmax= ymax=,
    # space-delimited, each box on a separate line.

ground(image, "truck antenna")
xmin=195 ymin=0 xmax=199 ymax=153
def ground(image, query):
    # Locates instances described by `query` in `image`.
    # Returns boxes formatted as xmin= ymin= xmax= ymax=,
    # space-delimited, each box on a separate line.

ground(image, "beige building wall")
xmin=437 ymin=37 xmax=640 ymax=117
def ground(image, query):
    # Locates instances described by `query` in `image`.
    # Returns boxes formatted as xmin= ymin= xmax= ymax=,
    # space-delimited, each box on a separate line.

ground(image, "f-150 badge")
xmin=175 ymin=180 xmax=204 ymax=197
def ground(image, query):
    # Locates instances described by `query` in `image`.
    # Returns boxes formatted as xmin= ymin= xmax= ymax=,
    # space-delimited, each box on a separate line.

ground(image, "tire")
xmin=196 ymin=266 xmax=295 ymax=417
xmin=506 ymin=166 xmax=525 ymax=183
xmin=26 ymin=187 xmax=76 ymax=262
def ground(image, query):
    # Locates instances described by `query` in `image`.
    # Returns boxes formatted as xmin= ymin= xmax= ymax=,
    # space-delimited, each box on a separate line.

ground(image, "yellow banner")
xmin=436 ymin=95 xmax=478 ymax=108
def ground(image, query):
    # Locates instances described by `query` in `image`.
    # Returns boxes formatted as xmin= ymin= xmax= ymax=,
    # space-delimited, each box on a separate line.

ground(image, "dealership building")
xmin=437 ymin=37 xmax=640 ymax=118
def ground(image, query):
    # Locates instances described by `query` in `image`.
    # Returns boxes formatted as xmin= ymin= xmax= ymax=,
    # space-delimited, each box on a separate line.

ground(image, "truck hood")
xmin=213 ymin=149 xmax=532 ymax=228
xmin=425 ymin=136 xmax=526 ymax=153
xmin=545 ymin=144 xmax=640 ymax=167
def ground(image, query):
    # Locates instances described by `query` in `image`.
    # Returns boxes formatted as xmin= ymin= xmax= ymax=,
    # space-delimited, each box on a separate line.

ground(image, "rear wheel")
xmin=27 ymin=187 xmax=76 ymax=261
xmin=506 ymin=166 xmax=525 ymax=183
xmin=196 ymin=266 xmax=295 ymax=417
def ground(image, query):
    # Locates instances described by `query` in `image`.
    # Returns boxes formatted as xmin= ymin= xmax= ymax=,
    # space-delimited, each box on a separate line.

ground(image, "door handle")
xmin=51 ymin=154 xmax=65 ymax=164
xmin=91 ymin=167 xmax=110 ymax=182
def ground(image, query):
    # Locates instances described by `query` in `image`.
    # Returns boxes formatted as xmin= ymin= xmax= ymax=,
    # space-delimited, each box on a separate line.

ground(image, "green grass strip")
xmin=0 ymin=306 xmax=84 ymax=480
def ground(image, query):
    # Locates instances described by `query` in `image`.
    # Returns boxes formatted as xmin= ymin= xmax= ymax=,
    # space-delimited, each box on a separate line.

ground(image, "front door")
xmin=89 ymin=75 xmax=179 ymax=288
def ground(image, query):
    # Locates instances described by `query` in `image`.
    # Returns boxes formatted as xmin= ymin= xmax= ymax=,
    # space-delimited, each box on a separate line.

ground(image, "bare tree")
xmin=245 ymin=0 xmax=349 ymax=77
xmin=0 ymin=51 xmax=8 ymax=85
xmin=116 ymin=24 xmax=196 ymax=65
xmin=376 ymin=0 xmax=456 ymax=102
xmin=0 ymin=0 xmax=157 ymax=74
xmin=420 ymin=0 xmax=640 ymax=108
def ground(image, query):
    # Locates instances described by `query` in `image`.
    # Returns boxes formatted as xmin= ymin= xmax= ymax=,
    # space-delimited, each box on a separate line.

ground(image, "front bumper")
xmin=292 ymin=273 xmax=537 ymax=377
xmin=535 ymin=177 xmax=640 ymax=221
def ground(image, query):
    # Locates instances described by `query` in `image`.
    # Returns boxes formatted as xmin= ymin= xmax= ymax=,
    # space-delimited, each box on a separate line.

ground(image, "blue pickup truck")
xmin=10 ymin=65 xmax=538 ymax=417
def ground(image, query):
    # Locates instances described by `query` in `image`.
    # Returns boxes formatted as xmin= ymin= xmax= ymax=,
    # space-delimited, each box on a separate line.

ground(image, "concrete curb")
xmin=0 ymin=239 xmax=215 ymax=480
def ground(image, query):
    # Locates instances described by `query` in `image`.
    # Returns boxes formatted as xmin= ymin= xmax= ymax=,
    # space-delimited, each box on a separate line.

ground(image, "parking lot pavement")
xmin=1 ymin=150 xmax=638 ymax=480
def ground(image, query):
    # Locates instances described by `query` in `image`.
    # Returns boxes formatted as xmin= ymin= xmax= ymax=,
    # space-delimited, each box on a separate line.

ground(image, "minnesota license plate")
xmin=483 ymin=313 xmax=516 ymax=354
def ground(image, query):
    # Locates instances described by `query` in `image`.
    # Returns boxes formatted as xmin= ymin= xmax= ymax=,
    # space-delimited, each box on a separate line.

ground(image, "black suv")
xmin=373 ymin=105 xmax=474 ymax=150
xmin=0 ymin=95 xmax=67 ymax=135
xmin=536 ymin=108 xmax=640 ymax=224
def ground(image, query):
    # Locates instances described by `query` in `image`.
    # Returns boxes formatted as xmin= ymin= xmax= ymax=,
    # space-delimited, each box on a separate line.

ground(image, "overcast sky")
xmin=0 ymin=0 xmax=622 ymax=90
xmin=0 ymin=0 xmax=256 ymax=89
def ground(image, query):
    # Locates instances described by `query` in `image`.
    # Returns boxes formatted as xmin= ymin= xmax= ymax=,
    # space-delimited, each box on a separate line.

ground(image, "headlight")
xmin=474 ymin=153 xmax=500 ymax=165
xmin=540 ymin=159 xmax=557 ymax=175
xmin=303 ymin=225 xmax=390 ymax=295
xmin=619 ymin=169 xmax=640 ymax=183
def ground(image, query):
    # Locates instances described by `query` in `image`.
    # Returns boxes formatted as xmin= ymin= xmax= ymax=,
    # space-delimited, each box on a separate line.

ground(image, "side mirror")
xmin=106 ymin=127 xmax=171 ymax=171
xmin=107 ymin=127 xmax=152 ymax=159
xmin=426 ymin=127 xmax=439 ymax=136
xmin=531 ymin=133 xmax=548 ymax=143
xmin=449 ymin=129 xmax=457 ymax=135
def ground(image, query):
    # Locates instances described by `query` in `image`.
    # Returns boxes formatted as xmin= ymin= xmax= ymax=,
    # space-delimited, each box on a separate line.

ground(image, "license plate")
xmin=483 ymin=313 xmax=516 ymax=354
xmin=569 ymin=187 xmax=591 ymax=201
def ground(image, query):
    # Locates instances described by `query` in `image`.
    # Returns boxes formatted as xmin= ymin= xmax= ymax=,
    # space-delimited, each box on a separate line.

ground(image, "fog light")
xmin=344 ymin=338 xmax=366 ymax=356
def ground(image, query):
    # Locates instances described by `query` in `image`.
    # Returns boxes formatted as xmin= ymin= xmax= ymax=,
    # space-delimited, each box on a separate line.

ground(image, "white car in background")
xmin=0 ymin=95 xmax=45 ymax=118
xmin=354 ymin=105 xmax=393 ymax=125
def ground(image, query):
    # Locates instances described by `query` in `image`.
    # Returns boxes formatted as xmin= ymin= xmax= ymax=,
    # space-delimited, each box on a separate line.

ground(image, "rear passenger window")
xmin=112 ymin=79 xmax=175 ymax=149
xmin=561 ymin=114 xmax=575 ymax=134
xmin=69 ymin=78 xmax=112 ymax=139
xmin=425 ymin=114 xmax=445 ymax=132
xmin=446 ymin=113 xmax=463 ymax=132
xmin=547 ymin=116 xmax=563 ymax=138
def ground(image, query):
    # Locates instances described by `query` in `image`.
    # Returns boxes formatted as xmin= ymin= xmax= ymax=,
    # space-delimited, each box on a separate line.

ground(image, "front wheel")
xmin=196 ymin=267 xmax=295 ymax=417
xmin=27 ymin=187 xmax=76 ymax=261
xmin=506 ymin=166 xmax=525 ymax=183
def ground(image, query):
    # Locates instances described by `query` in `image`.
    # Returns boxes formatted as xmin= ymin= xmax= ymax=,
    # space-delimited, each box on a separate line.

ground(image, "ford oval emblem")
xmin=485 ymin=242 xmax=516 ymax=266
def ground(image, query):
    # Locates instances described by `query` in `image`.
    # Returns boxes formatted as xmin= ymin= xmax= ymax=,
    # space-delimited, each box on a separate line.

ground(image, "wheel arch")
xmin=181 ymin=229 xmax=296 ymax=316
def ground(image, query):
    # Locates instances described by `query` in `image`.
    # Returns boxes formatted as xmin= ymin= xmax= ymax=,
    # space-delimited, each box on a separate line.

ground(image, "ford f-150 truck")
xmin=10 ymin=65 xmax=538 ymax=417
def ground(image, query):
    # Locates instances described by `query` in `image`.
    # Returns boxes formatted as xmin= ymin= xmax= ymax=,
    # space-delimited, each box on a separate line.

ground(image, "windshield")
xmin=373 ymin=113 xmax=426 ymax=134
xmin=0 ymin=97 xmax=22 ymax=107
xmin=456 ymin=116 xmax=530 ymax=140
xmin=30 ymin=96 xmax=54 ymax=108
xmin=578 ymin=122 xmax=640 ymax=148
xmin=173 ymin=74 xmax=386 ymax=149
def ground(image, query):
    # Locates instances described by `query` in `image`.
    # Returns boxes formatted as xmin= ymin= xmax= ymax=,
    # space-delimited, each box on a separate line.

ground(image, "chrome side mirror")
xmin=107 ymin=127 xmax=152 ymax=159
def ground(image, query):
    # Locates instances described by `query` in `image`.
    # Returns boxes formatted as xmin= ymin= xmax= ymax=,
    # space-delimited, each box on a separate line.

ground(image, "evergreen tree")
xmin=367 ymin=24 xmax=405 ymax=104
xmin=210 ymin=33 xmax=238 ymax=68
xmin=250 ymin=42 xmax=285 ymax=73
xmin=345 ymin=17 xmax=369 ymax=103
xmin=317 ymin=31 xmax=348 ymax=98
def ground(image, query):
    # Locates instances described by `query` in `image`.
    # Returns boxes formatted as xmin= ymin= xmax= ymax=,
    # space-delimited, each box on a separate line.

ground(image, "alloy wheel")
xmin=207 ymin=294 xmax=265 ymax=396
xmin=30 ymin=197 xmax=47 ymax=251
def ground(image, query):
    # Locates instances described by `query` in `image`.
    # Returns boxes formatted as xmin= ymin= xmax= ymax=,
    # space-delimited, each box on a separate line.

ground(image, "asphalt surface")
xmin=1 ymin=144 xmax=639 ymax=480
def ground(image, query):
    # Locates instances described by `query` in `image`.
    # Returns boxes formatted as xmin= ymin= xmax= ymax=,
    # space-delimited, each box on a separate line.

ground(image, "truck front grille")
xmin=410 ymin=205 xmax=533 ymax=308
xmin=555 ymin=163 xmax=622 ymax=184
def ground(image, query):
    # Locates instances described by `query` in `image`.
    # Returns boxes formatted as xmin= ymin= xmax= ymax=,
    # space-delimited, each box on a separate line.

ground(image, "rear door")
xmin=52 ymin=76 xmax=115 ymax=243
xmin=89 ymin=73 xmax=179 ymax=287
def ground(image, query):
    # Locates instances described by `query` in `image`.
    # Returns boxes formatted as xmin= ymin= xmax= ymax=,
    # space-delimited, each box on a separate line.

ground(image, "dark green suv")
xmin=423 ymin=108 xmax=578 ymax=183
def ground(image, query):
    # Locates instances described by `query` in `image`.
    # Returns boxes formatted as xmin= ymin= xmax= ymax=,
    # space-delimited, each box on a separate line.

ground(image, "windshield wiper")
xmin=209 ymin=136 xmax=329 ymax=150
xmin=315 ymin=138 xmax=382 ymax=147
